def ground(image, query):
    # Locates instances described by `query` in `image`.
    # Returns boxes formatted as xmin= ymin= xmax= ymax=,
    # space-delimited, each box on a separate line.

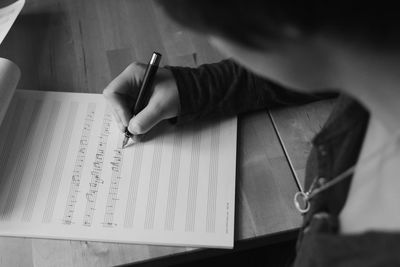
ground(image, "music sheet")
xmin=0 ymin=58 xmax=20 ymax=126
xmin=0 ymin=89 xmax=237 ymax=248
xmin=0 ymin=0 xmax=24 ymax=44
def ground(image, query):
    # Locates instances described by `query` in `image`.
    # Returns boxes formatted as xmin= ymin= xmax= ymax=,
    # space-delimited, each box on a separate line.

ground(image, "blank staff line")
xmin=123 ymin=142 xmax=144 ymax=228
xmin=144 ymin=136 xmax=164 ymax=230
xmin=0 ymin=98 xmax=24 ymax=200
xmin=22 ymin=101 xmax=61 ymax=222
xmin=185 ymin=129 xmax=201 ymax=232
xmin=164 ymin=131 xmax=183 ymax=231
xmin=210 ymin=123 xmax=221 ymax=232
xmin=206 ymin=121 xmax=221 ymax=233
xmin=42 ymin=102 xmax=79 ymax=223
xmin=1 ymin=100 xmax=43 ymax=220
xmin=0 ymin=97 xmax=18 ymax=166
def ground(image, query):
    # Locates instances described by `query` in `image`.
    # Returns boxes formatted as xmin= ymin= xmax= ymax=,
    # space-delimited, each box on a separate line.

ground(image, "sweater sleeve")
xmin=166 ymin=59 xmax=337 ymax=123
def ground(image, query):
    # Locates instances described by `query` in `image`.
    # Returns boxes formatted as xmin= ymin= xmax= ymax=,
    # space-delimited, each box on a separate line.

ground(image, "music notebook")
xmin=0 ymin=58 xmax=237 ymax=248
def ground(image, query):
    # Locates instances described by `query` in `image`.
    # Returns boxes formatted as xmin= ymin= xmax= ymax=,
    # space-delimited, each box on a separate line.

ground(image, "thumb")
xmin=127 ymin=104 xmax=165 ymax=135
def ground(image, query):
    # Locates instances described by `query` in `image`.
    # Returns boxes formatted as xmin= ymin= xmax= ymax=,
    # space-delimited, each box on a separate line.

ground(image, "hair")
xmin=156 ymin=0 xmax=400 ymax=49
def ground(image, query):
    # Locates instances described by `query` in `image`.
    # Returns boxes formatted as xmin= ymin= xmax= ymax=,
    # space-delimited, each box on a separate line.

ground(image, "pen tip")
xmin=122 ymin=136 xmax=129 ymax=149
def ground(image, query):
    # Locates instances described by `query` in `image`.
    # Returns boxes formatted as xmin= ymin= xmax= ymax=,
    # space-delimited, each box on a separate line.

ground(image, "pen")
xmin=122 ymin=52 xmax=162 ymax=148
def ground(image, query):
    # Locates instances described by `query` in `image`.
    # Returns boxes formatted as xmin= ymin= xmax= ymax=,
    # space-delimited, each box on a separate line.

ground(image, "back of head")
xmin=156 ymin=0 xmax=400 ymax=50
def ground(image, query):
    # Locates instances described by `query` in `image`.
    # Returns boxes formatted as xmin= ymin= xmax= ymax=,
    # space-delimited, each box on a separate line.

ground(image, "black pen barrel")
xmin=133 ymin=52 xmax=162 ymax=115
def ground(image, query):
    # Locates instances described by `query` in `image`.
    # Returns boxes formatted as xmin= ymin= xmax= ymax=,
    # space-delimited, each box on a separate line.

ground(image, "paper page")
xmin=0 ymin=0 xmax=24 ymax=44
xmin=0 ymin=58 xmax=20 ymax=126
xmin=0 ymin=89 xmax=237 ymax=248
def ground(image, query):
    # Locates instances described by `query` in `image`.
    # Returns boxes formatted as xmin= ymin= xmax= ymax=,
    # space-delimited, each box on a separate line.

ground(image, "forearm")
xmin=166 ymin=59 xmax=337 ymax=123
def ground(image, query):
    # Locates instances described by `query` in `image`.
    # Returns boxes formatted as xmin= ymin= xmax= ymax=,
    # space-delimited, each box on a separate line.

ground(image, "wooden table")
xmin=0 ymin=0 xmax=335 ymax=266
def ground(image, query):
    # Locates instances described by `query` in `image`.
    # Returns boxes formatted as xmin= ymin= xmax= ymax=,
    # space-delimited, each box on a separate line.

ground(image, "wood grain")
xmin=0 ymin=0 xmax=311 ymax=265
xmin=236 ymin=111 xmax=302 ymax=238
xmin=270 ymin=100 xmax=337 ymax=189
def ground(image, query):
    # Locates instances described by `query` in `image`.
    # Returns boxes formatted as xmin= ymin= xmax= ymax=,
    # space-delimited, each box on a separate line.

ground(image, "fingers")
xmin=104 ymin=62 xmax=145 ymax=96
xmin=104 ymin=63 xmax=180 ymax=137
xmin=127 ymin=102 xmax=165 ymax=135
xmin=106 ymin=92 xmax=131 ymax=129
xmin=127 ymin=75 xmax=180 ymax=135
xmin=110 ymin=106 xmax=126 ymax=132
xmin=103 ymin=62 xmax=145 ymax=130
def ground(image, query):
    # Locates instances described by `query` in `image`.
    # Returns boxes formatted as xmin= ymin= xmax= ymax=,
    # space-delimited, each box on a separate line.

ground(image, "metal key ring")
xmin=294 ymin=191 xmax=310 ymax=214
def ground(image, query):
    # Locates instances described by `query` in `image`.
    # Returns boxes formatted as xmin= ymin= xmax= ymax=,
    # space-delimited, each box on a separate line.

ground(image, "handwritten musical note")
xmin=102 ymin=147 xmax=124 ymax=227
xmin=82 ymin=110 xmax=112 ymax=226
xmin=0 ymin=90 xmax=237 ymax=248
xmin=62 ymin=103 xmax=96 ymax=225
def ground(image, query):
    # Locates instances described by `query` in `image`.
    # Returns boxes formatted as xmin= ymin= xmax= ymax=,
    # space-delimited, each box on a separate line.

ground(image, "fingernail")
xmin=127 ymin=126 xmax=137 ymax=135
xmin=128 ymin=122 xmax=140 ymax=135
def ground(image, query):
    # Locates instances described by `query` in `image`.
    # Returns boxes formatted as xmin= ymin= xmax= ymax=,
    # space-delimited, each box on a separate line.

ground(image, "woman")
xmin=103 ymin=1 xmax=400 ymax=265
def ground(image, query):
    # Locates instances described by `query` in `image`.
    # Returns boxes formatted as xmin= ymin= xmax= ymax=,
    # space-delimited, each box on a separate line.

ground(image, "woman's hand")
xmin=103 ymin=62 xmax=180 ymax=135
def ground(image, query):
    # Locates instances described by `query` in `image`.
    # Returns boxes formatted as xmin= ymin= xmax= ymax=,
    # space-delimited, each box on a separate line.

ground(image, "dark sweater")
xmin=166 ymin=59 xmax=400 ymax=266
